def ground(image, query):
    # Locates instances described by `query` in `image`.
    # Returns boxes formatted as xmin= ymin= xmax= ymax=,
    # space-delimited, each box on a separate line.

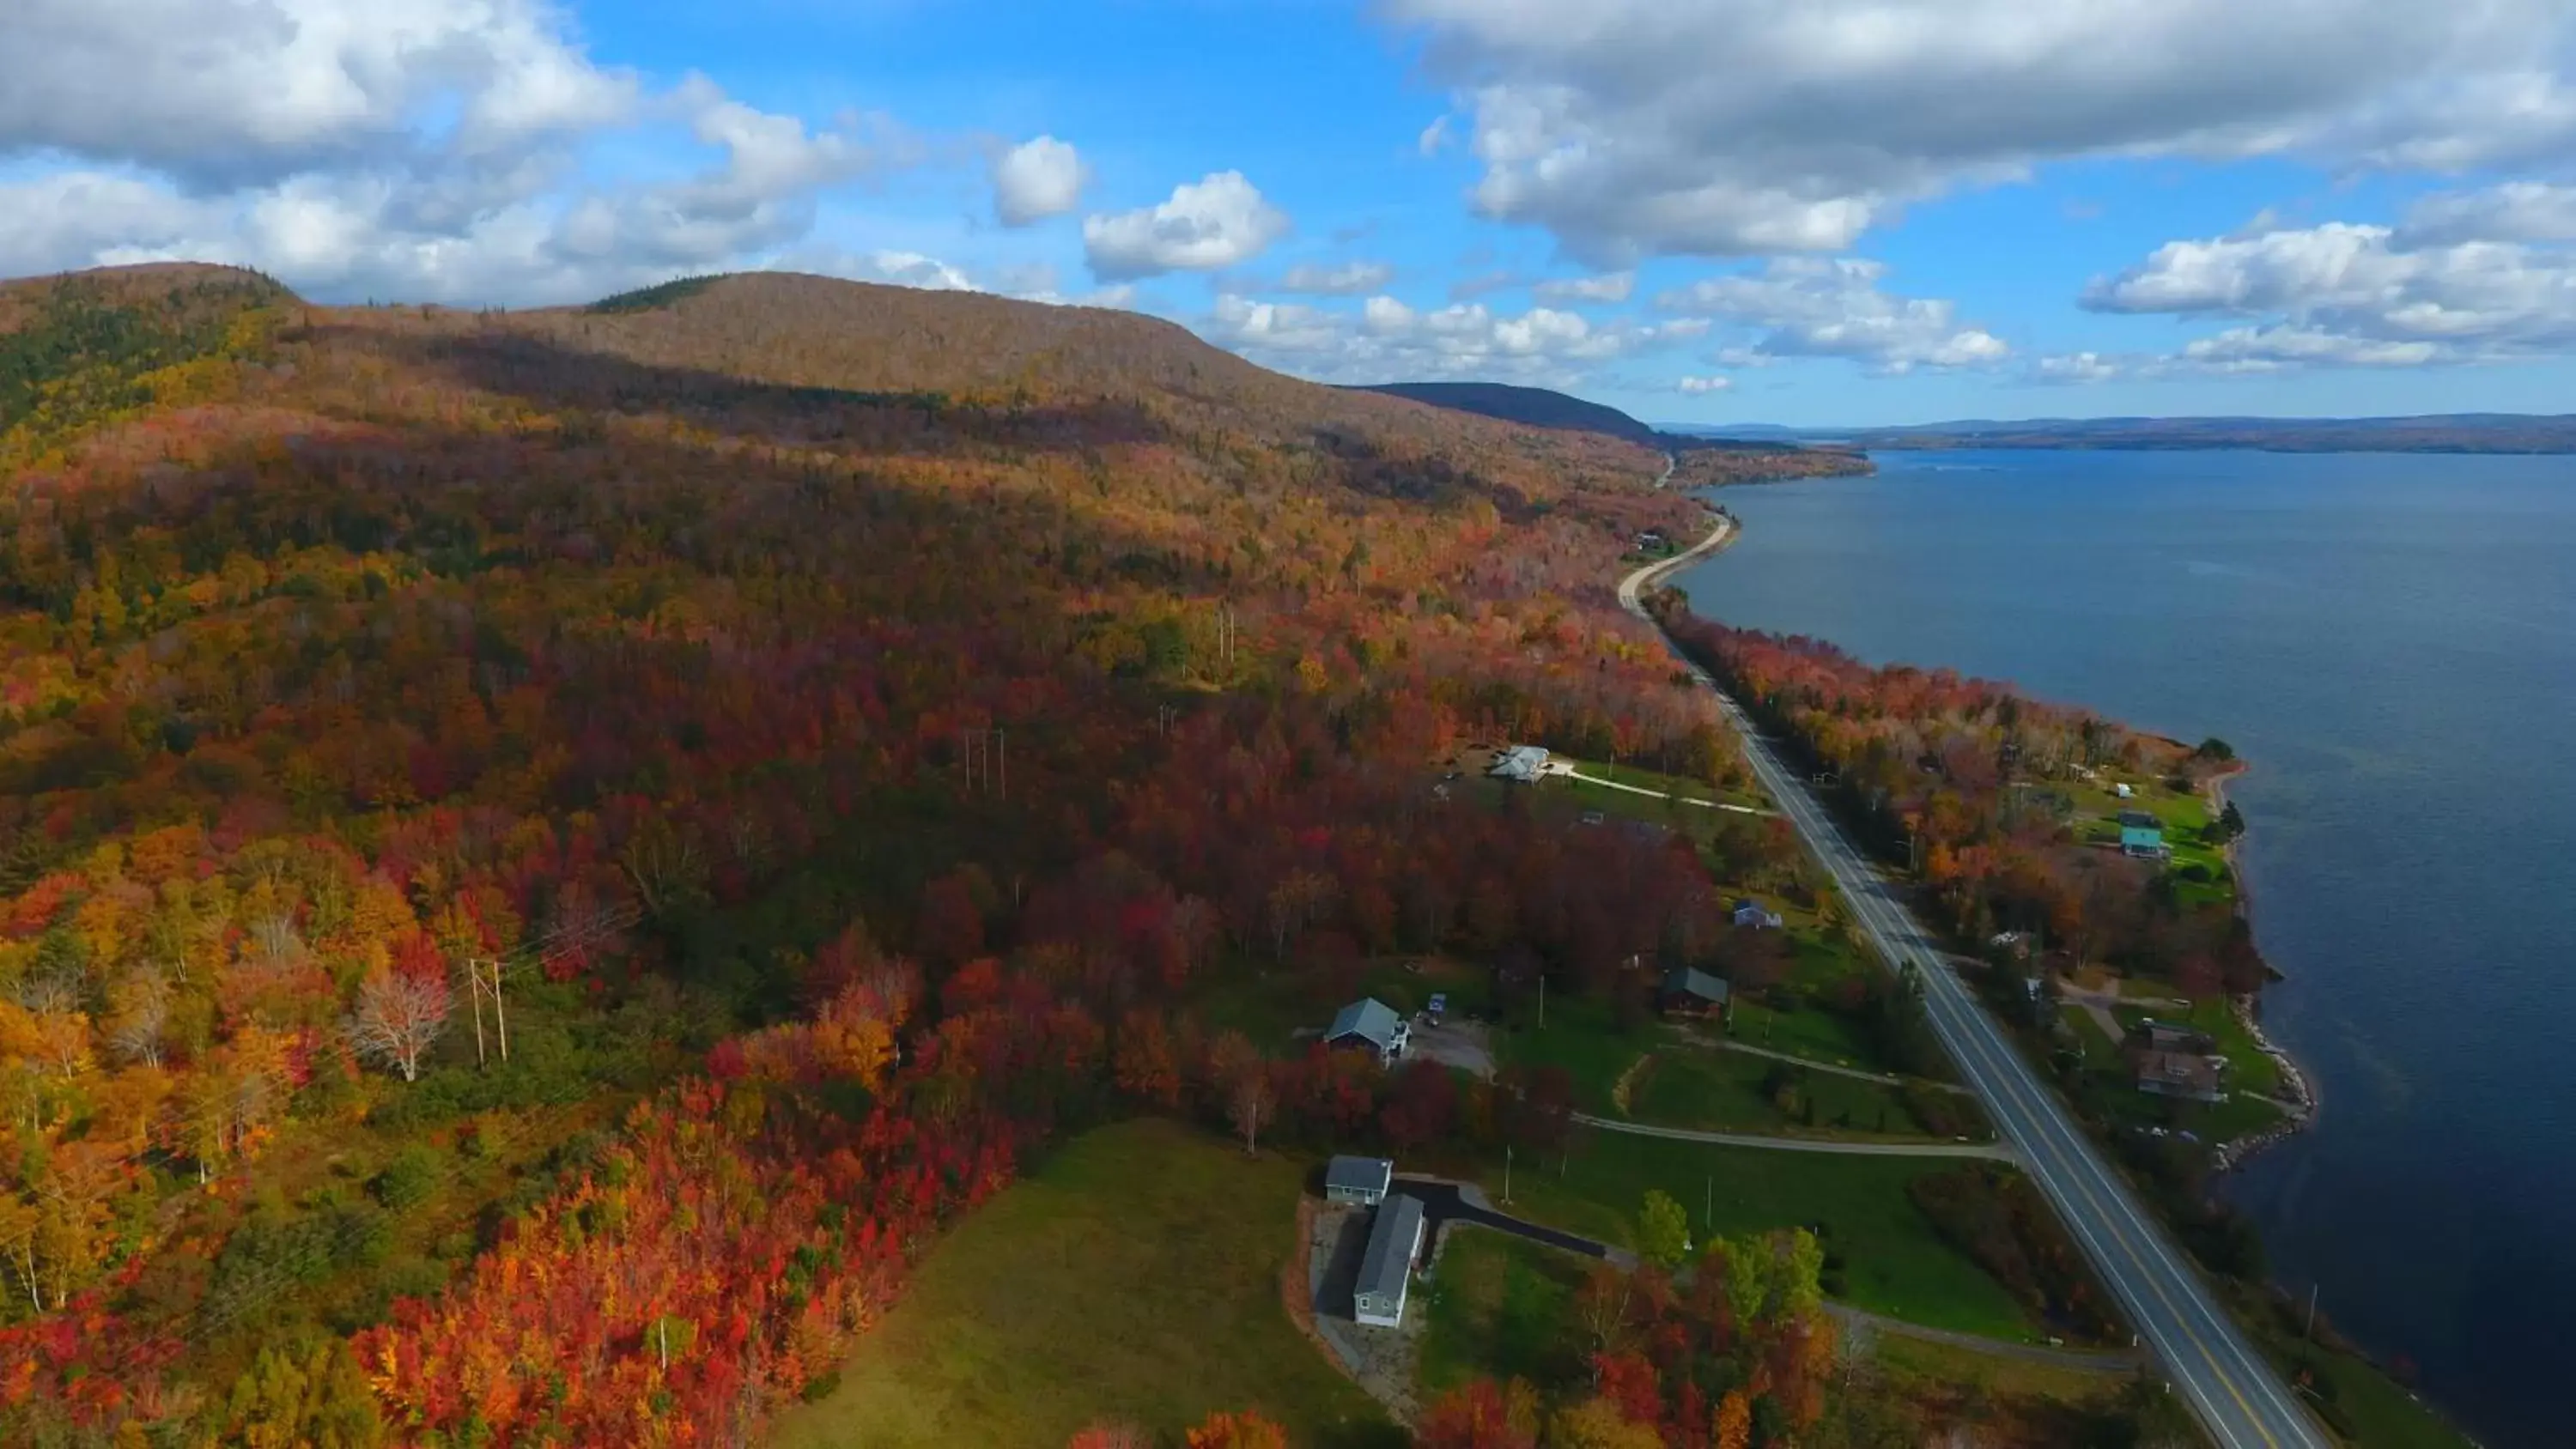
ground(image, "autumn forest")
xmin=0 ymin=264 xmax=2236 ymax=1447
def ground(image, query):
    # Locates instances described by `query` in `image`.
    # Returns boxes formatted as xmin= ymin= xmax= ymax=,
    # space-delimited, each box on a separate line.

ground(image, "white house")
xmin=1731 ymin=897 xmax=1784 ymax=930
xmin=1354 ymin=1193 xmax=1427 ymax=1328
xmin=1489 ymin=745 xmax=1550 ymax=784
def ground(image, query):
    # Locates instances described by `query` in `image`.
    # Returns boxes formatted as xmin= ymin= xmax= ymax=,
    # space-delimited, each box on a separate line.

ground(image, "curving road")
xmin=1617 ymin=515 xmax=2330 ymax=1449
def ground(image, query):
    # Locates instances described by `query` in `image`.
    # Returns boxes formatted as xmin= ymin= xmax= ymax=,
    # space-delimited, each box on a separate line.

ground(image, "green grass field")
xmin=766 ymin=1119 xmax=1399 ymax=1449
xmin=1489 ymin=1131 xmax=2043 ymax=1342
xmin=1417 ymin=1228 xmax=1593 ymax=1399
xmin=1626 ymin=1047 xmax=1929 ymax=1138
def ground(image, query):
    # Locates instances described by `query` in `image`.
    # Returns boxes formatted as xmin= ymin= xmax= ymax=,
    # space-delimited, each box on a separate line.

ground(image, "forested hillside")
xmin=0 ymin=265 xmax=1782 ymax=1443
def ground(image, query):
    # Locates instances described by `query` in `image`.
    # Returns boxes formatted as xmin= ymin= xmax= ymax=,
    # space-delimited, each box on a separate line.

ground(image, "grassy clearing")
xmin=767 ymin=1119 xmax=1398 ymax=1449
xmin=1498 ymin=994 xmax=1656 ymax=1113
xmin=1626 ymin=1047 xmax=1929 ymax=1138
xmin=2256 ymin=1336 xmax=2478 ymax=1449
xmin=1417 ymin=1228 xmax=1592 ymax=1398
xmin=1197 ymin=955 xmax=1483 ymax=1052
xmin=1868 ymin=1334 xmax=2134 ymax=1409
xmin=1488 ymin=1131 xmax=2043 ymax=1342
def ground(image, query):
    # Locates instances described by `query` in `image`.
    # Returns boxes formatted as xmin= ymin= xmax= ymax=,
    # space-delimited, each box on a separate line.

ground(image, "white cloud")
xmin=1082 ymin=171 xmax=1290 ymax=280
xmin=1278 ymin=259 xmax=1397 ymax=294
xmin=990 ymin=135 xmax=1085 ymax=226
xmin=1674 ymin=375 xmax=1731 ymax=394
xmin=2399 ymin=182 xmax=2576 ymax=246
xmin=1534 ymin=271 xmax=1635 ymax=304
xmin=2 ymin=0 xmax=639 ymax=189
xmin=1200 ymin=289 xmax=1702 ymax=386
xmin=2032 ymin=351 xmax=2123 ymax=383
xmin=2178 ymin=326 xmax=2442 ymax=372
xmin=1378 ymin=0 xmax=2576 ymax=262
xmin=2083 ymin=196 xmax=2576 ymax=365
xmin=1656 ymin=258 xmax=2010 ymax=373
xmin=0 ymin=0 xmax=963 ymax=306
xmin=1419 ymin=115 xmax=1453 ymax=156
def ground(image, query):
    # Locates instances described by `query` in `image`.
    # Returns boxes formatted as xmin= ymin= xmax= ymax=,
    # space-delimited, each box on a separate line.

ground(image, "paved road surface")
xmin=1616 ymin=524 xmax=2329 ymax=1449
xmin=1575 ymin=1112 xmax=2018 ymax=1160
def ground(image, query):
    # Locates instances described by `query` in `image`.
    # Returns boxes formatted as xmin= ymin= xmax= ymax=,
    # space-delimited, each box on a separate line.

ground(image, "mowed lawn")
xmin=767 ymin=1119 xmax=1400 ymax=1449
xmin=1494 ymin=1131 xmax=2043 ymax=1342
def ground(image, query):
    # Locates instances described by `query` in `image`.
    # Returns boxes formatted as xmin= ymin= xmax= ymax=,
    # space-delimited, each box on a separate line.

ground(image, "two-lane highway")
xmin=1618 ymin=523 xmax=2329 ymax=1449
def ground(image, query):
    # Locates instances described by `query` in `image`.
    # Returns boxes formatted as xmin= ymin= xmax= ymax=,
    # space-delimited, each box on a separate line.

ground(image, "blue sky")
xmin=11 ymin=1 xmax=2576 ymax=426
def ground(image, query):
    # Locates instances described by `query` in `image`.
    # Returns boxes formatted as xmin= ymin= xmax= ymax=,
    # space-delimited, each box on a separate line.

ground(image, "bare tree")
xmin=1227 ymin=1060 xmax=1276 ymax=1156
xmin=106 ymin=968 xmax=171 ymax=1067
xmin=345 ymin=968 xmax=452 ymax=1082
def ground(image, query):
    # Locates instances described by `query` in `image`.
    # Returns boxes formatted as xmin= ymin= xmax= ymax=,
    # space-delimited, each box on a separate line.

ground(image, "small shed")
xmin=1354 ymin=1193 xmax=1427 ymax=1328
xmin=1325 ymin=1155 xmax=1394 ymax=1207
xmin=1659 ymin=966 xmax=1732 ymax=1019
xmin=1326 ymin=997 xmax=1410 ymax=1064
xmin=1489 ymin=745 xmax=1551 ymax=783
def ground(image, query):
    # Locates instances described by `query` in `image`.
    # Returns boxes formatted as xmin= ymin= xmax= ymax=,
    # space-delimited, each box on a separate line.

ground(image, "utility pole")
xmin=2305 ymin=1282 xmax=2319 ymax=1341
xmin=466 ymin=957 xmax=507 ymax=1064
xmin=998 ymin=727 xmax=1006 ymax=801
xmin=1503 ymin=1145 xmax=1513 ymax=1206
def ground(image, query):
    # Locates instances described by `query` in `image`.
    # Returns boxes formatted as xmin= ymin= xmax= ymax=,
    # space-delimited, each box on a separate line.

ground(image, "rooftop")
xmin=1325 ymin=1155 xmax=1394 ymax=1195
xmin=1662 ymin=966 xmax=1731 ymax=1003
xmin=1327 ymin=997 xmax=1405 ymax=1050
xmin=1357 ymin=1193 xmax=1425 ymax=1303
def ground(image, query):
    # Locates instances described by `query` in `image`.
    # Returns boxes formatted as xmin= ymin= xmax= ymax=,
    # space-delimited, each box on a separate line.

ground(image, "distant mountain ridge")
xmin=1353 ymin=381 xmax=1665 ymax=445
xmin=1662 ymin=413 xmax=2576 ymax=454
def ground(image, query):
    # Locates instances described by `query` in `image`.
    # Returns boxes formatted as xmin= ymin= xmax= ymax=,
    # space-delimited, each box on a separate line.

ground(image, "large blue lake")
xmin=1671 ymin=449 xmax=2576 ymax=1449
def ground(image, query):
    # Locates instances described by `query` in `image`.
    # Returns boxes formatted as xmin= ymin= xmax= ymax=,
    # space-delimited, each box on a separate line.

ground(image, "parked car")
xmin=1426 ymin=992 xmax=1448 ymax=1023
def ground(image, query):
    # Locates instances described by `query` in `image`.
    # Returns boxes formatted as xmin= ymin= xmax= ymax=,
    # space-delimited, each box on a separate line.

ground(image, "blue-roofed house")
xmin=1354 ymin=1193 xmax=1427 ymax=1328
xmin=1325 ymin=997 xmax=1410 ymax=1065
xmin=1732 ymin=897 xmax=1783 ymax=930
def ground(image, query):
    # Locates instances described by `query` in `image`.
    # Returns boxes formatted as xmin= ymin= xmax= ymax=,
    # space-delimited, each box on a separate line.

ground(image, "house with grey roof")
xmin=1324 ymin=1155 xmax=1394 ymax=1207
xmin=1354 ymin=1193 xmax=1426 ymax=1328
xmin=1659 ymin=967 xmax=1732 ymax=1020
xmin=1325 ymin=997 xmax=1409 ymax=1065
xmin=1731 ymin=897 xmax=1783 ymax=930
xmin=1489 ymin=744 xmax=1550 ymax=783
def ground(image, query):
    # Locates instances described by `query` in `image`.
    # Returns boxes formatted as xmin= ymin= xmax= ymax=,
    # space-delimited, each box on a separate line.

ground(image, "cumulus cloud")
xmin=1200 ymin=290 xmax=1703 ymax=386
xmin=990 ymin=135 xmax=1085 ymax=226
xmin=1674 ymin=375 xmax=1731 ymax=394
xmin=2031 ymin=351 xmax=2124 ymax=383
xmin=2399 ymin=182 xmax=2576 ymax=246
xmin=2083 ymin=193 xmax=2576 ymax=366
xmin=1534 ymin=271 xmax=1635 ymax=304
xmin=1277 ymin=259 xmax=1397 ymax=294
xmin=1656 ymin=258 xmax=2010 ymax=373
xmin=1378 ymin=0 xmax=2576 ymax=262
xmin=0 ymin=0 xmax=946 ymax=304
xmin=3 ymin=0 xmax=638 ymax=189
xmin=1083 ymin=171 xmax=1290 ymax=280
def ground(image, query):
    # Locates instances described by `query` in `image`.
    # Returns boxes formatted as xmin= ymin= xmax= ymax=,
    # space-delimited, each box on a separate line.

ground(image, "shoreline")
xmin=2202 ymin=769 xmax=2323 ymax=1177
xmin=1646 ymin=477 xmax=2324 ymax=1180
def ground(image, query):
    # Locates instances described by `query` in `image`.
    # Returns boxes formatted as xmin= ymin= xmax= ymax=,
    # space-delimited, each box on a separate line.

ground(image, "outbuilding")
xmin=1659 ymin=966 xmax=1732 ymax=1020
xmin=1325 ymin=1155 xmax=1394 ymax=1207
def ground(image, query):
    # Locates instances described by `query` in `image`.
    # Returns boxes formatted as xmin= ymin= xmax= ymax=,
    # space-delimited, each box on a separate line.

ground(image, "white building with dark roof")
xmin=1354 ymin=1192 xmax=1426 ymax=1328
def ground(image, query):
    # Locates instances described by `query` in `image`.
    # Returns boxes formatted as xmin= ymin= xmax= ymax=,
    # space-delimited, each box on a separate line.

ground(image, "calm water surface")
xmin=1673 ymin=450 xmax=2576 ymax=1449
